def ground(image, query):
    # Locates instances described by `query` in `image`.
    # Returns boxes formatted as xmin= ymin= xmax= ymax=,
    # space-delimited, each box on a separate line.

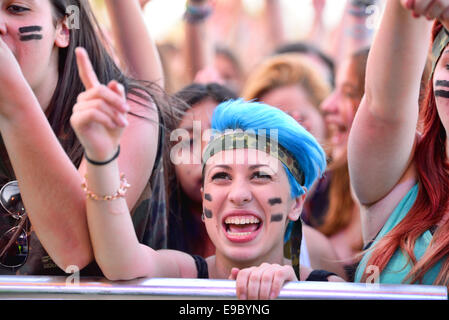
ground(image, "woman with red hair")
xmin=348 ymin=0 xmax=449 ymax=286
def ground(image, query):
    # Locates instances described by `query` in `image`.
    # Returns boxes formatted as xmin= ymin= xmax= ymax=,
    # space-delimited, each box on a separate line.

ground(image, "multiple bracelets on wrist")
xmin=348 ymin=0 xmax=378 ymax=17
xmin=184 ymin=1 xmax=213 ymax=24
xmin=82 ymin=145 xmax=130 ymax=201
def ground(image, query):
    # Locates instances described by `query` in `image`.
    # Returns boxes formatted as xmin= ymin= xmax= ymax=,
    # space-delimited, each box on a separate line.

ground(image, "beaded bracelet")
xmin=82 ymin=173 xmax=131 ymax=201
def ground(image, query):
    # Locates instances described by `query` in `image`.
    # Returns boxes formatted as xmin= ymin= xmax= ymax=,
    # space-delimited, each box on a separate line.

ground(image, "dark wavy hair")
xmin=0 ymin=0 xmax=178 ymax=184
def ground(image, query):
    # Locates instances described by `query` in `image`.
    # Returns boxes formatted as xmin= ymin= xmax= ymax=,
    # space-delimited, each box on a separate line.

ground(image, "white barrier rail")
xmin=0 ymin=276 xmax=446 ymax=300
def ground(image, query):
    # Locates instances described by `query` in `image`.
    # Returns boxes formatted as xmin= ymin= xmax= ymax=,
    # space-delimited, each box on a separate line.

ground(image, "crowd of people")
xmin=0 ymin=0 xmax=448 ymax=300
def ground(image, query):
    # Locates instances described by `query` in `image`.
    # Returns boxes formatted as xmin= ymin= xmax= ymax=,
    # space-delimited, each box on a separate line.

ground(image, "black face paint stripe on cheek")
xmin=19 ymin=26 xmax=42 ymax=33
xmin=435 ymin=90 xmax=449 ymax=98
xmin=20 ymin=34 xmax=43 ymax=41
xmin=204 ymin=193 xmax=212 ymax=201
xmin=270 ymin=214 xmax=283 ymax=222
xmin=268 ymin=197 xmax=282 ymax=206
xmin=203 ymin=208 xmax=213 ymax=218
xmin=19 ymin=25 xmax=43 ymax=41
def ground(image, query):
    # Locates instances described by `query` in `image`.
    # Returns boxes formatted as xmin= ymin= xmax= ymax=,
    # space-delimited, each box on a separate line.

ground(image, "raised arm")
xmin=184 ymin=0 xmax=215 ymax=81
xmin=327 ymin=0 xmax=382 ymax=63
xmin=71 ymin=48 xmax=197 ymax=280
xmin=265 ymin=0 xmax=286 ymax=49
xmin=347 ymin=0 xmax=433 ymax=205
xmin=104 ymin=0 xmax=164 ymax=87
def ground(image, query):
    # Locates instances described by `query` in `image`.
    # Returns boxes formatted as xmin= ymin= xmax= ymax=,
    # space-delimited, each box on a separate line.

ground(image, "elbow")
xmin=55 ymin=246 xmax=94 ymax=273
xmin=100 ymin=264 xmax=144 ymax=282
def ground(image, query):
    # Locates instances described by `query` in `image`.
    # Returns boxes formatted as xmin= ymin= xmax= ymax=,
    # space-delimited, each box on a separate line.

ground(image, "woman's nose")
xmin=228 ymin=178 xmax=252 ymax=206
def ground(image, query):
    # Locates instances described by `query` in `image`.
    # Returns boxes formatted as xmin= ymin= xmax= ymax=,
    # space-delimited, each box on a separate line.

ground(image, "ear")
xmin=54 ymin=18 xmax=70 ymax=48
xmin=287 ymin=187 xmax=307 ymax=221
xmin=200 ymin=186 xmax=204 ymax=199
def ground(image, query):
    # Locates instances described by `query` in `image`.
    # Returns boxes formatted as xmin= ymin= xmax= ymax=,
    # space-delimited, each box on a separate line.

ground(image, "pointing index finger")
xmin=76 ymin=47 xmax=100 ymax=90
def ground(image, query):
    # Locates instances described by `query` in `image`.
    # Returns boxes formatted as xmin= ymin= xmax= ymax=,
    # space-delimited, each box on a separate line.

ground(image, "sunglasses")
xmin=0 ymin=181 xmax=29 ymax=271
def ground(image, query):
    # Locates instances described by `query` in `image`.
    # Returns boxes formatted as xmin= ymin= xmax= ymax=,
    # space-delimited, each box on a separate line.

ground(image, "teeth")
xmin=226 ymin=231 xmax=252 ymax=236
xmin=224 ymin=217 xmax=260 ymax=225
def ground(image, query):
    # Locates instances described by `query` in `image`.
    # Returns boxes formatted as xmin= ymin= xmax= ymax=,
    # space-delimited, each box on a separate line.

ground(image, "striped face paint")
xmin=19 ymin=26 xmax=43 ymax=41
xmin=203 ymin=208 xmax=213 ymax=219
xmin=268 ymin=197 xmax=282 ymax=206
xmin=270 ymin=214 xmax=283 ymax=222
xmin=204 ymin=193 xmax=213 ymax=202
xmin=268 ymin=197 xmax=283 ymax=222
xmin=435 ymin=80 xmax=449 ymax=98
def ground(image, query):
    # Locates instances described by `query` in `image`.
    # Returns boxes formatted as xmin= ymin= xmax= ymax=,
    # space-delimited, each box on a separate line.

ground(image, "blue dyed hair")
xmin=210 ymin=99 xmax=327 ymax=198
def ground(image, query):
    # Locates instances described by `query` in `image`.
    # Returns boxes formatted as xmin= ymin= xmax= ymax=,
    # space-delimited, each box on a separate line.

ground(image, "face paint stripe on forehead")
xmin=268 ymin=198 xmax=282 ymax=206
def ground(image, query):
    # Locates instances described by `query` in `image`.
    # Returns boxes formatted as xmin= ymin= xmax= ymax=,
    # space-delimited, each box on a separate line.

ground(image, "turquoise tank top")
xmin=355 ymin=184 xmax=443 ymax=284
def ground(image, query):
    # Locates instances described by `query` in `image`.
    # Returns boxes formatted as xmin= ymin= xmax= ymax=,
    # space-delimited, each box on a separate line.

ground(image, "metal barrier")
xmin=0 ymin=276 xmax=446 ymax=300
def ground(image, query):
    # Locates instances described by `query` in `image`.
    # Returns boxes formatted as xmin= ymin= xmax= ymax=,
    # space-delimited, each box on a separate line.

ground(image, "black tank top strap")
xmin=192 ymin=255 xmax=209 ymax=279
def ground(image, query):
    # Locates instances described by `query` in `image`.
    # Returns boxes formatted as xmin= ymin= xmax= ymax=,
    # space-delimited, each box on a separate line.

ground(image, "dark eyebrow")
xmin=210 ymin=165 xmax=232 ymax=170
xmin=249 ymin=164 xmax=270 ymax=170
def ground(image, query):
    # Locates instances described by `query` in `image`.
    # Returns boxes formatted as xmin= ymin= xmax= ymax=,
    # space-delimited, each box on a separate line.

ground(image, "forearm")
xmin=84 ymin=161 xmax=147 ymax=280
xmin=184 ymin=0 xmax=214 ymax=81
xmin=342 ymin=0 xmax=379 ymax=59
xmin=84 ymin=160 xmax=188 ymax=280
xmin=0 ymin=101 xmax=93 ymax=270
xmin=265 ymin=0 xmax=285 ymax=48
xmin=105 ymin=0 xmax=164 ymax=87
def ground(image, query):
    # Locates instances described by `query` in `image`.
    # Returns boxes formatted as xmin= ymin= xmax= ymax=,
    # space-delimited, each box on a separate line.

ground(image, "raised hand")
xmin=400 ymin=0 xmax=449 ymax=23
xmin=229 ymin=263 xmax=297 ymax=300
xmin=70 ymin=47 xmax=129 ymax=162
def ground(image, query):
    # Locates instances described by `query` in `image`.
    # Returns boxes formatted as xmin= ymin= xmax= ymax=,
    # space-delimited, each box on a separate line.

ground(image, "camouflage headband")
xmin=431 ymin=27 xmax=449 ymax=78
xmin=202 ymin=131 xmax=305 ymax=186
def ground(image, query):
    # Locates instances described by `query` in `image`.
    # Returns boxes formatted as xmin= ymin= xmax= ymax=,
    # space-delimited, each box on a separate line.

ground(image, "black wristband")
xmin=305 ymin=270 xmax=337 ymax=282
xmin=85 ymin=146 xmax=120 ymax=166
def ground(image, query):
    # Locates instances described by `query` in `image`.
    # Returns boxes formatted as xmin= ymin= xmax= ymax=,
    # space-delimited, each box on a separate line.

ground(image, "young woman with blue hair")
xmin=71 ymin=96 xmax=344 ymax=299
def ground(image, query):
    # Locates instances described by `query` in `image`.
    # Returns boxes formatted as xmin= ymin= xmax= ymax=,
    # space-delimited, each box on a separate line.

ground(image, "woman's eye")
xmin=7 ymin=5 xmax=30 ymax=14
xmin=251 ymin=171 xmax=272 ymax=180
xmin=211 ymin=172 xmax=231 ymax=181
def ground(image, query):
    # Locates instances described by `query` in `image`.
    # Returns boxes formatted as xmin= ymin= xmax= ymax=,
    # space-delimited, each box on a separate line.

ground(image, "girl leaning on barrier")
xmin=0 ymin=0 xmax=174 ymax=275
xmin=71 ymin=92 xmax=345 ymax=300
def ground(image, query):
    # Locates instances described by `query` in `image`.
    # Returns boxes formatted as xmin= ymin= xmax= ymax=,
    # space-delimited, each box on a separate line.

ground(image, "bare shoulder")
xmin=303 ymin=225 xmax=346 ymax=278
xmin=126 ymin=86 xmax=160 ymax=123
xmin=303 ymin=224 xmax=336 ymax=258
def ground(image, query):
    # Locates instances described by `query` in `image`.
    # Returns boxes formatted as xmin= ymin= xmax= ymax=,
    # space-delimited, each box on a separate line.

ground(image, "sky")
xmin=142 ymin=0 xmax=347 ymax=42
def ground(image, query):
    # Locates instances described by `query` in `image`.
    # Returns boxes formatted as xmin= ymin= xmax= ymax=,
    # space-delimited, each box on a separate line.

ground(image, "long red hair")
xmin=361 ymin=22 xmax=449 ymax=286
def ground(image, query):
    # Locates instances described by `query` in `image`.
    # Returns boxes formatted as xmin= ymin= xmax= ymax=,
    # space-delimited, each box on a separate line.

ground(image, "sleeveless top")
xmin=0 ymin=107 xmax=167 ymax=276
xmin=354 ymin=184 xmax=443 ymax=284
xmin=192 ymin=255 xmax=335 ymax=281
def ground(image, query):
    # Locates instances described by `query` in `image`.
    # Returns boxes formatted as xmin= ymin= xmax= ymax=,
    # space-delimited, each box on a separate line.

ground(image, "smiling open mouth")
xmin=223 ymin=215 xmax=262 ymax=242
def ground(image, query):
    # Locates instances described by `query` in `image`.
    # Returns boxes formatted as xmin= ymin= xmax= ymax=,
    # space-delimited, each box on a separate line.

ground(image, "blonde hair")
xmin=241 ymin=53 xmax=331 ymax=108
